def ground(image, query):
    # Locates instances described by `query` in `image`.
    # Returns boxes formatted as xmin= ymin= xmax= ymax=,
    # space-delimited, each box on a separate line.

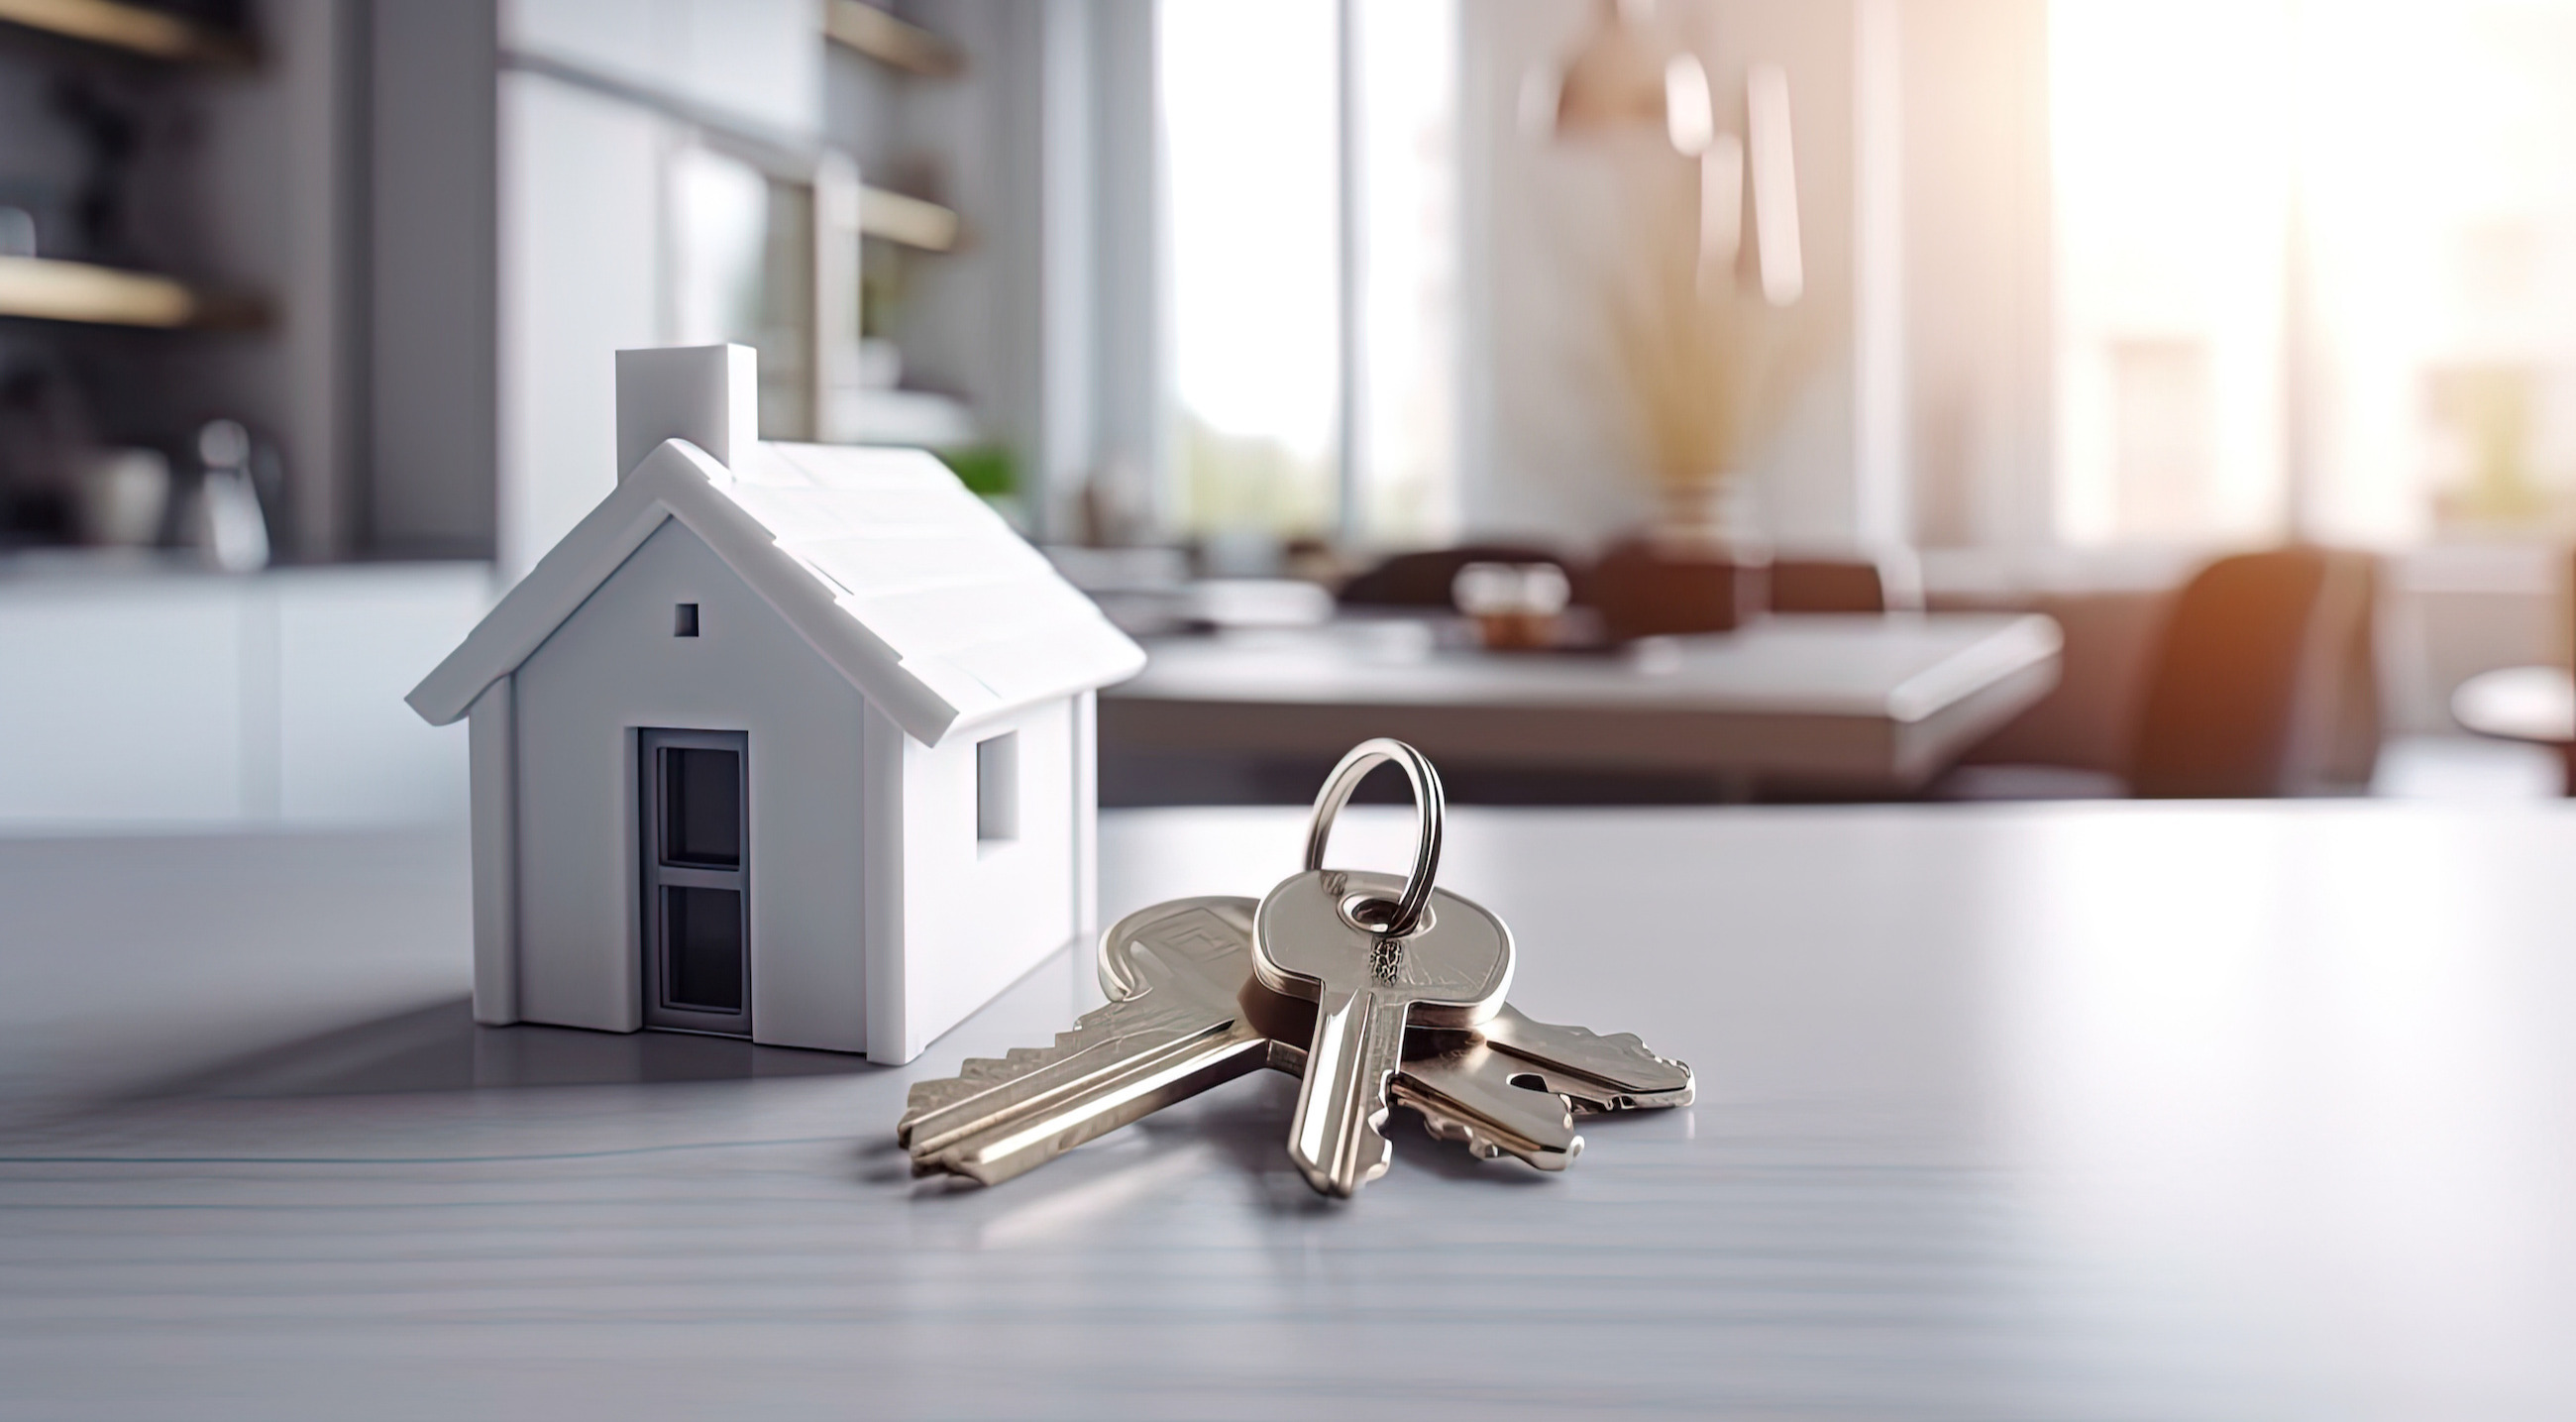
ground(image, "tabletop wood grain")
xmin=2 ymin=804 xmax=2571 ymax=1419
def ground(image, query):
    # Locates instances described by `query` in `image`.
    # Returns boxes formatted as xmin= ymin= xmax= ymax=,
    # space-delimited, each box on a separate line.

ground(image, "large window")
xmin=1158 ymin=0 xmax=1459 ymax=552
xmin=2052 ymin=0 xmax=2576 ymax=547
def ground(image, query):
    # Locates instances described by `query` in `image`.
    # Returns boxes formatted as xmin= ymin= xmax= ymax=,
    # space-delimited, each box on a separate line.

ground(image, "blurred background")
xmin=4 ymin=0 xmax=2573 ymax=827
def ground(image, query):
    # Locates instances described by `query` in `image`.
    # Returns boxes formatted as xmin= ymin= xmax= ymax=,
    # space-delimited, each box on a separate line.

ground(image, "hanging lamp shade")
xmin=1532 ymin=0 xmax=1800 ymax=307
xmin=1551 ymin=0 xmax=1671 ymax=136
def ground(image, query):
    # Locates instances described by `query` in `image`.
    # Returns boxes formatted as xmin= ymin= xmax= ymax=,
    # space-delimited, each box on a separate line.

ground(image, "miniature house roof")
xmin=407 ymin=435 xmax=1145 ymax=745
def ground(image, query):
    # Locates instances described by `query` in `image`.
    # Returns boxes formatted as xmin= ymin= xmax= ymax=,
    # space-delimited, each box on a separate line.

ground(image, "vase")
xmin=1591 ymin=478 xmax=1771 ymax=639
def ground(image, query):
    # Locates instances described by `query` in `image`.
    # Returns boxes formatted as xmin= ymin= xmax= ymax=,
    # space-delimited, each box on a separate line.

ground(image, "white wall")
xmin=1460 ymin=0 xmax=1862 ymax=551
xmin=510 ymin=518 xmax=870 ymax=1050
xmin=503 ymin=0 xmax=823 ymax=141
xmin=495 ymin=69 xmax=669 ymax=580
xmin=875 ymin=693 xmax=1077 ymax=1062
xmin=1898 ymin=0 xmax=2054 ymax=550
xmin=491 ymin=0 xmax=826 ymax=581
xmin=1456 ymin=0 xmax=2058 ymax=555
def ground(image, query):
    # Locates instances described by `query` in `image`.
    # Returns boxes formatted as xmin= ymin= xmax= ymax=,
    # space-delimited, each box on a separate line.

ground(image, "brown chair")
xmin=1768 ymin=559 xmax=1886 ymax=613
xmin=1589 ymin=539 xmax=1761 ymax=637
xmin=1769 ymin=550 xmax=1924 ymax=614
xmin=2129 ymin=546 xmax=2376 ymax=798
xmin=1337 ymin=544 xmax=1579 ymax=608
xmin=2316 ymin=552 xmax=2384 ymax=791
xmin=1939 ymin=546 xmax=2378 ymax=800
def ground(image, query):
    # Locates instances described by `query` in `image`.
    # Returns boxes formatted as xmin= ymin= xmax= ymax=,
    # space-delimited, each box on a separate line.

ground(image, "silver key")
xmin=907 ymin=890 xmax=1692 ymax=1187
xmin=1394 ymin=1044 xmax=1582 ymax=1170
xmin=1257 ymin=1024 xmax=1585 ymax=1171
xmin=1208 ymin=902 xmax=1593 ymax=1174
xmin=1390 ymin=1009 xmax=1695 ymax=1169
xmin=900 ymin=897 xmax=1272 ymax=1186
xmin=1238 ymin=914 xmax=1674 ymax=1172
xmin=1480 ymin=1005 xmax=1695 ymax=1112
xmin=1275 ymin=1011 xmax=1695 ymax=1170
xmin=1252 ymin=741 xmax=1514 ymax=1197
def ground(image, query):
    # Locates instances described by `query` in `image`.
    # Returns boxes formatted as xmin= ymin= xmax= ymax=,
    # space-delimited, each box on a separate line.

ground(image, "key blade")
xmin=912 ymin=1020 xmax=1270 ymax=1186
xmin=902 ymin=895 xmax=1256 ymax=1144
xmin=901 ymin=896 xmax=1276 ymax=1186
xmin=1257 ymin=867 xmax=1515 ymax=1197
xmin=1479 ymin=1005 xmax=1695 ymax=1111
xmin=1394 ymin=1042 xmax=1582 ymax=1171
xmin=899 ymin=990 xmax=1213 ymax=1149
xmin=1285 ymin=987 xmax=1405 ymax=1197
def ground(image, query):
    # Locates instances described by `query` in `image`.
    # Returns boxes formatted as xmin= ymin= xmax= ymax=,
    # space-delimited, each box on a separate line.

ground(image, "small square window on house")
xmin=977 ymin=731 xmax=1020 ymax=842
xmin=404 ymin=343 xmax=1145 ymax=1063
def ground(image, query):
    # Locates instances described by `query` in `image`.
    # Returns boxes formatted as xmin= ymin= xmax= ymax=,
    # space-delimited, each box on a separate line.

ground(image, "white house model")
xmin=407 ymin=345 xmax=1144 ymax=1063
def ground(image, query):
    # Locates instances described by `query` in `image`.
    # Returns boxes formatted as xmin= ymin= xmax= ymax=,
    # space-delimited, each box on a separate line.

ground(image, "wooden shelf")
xmin=0 ymin=255 xmax=255 ymax=328
xmin=0 ymin=0 xmax=253 ymax=64
xmin=858 ymin=185 xmax=959 ymax=253
xmin=823 ymin=0 xmax=960 ymax=79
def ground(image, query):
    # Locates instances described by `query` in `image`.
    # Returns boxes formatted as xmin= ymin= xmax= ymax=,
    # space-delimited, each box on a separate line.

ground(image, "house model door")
xmin=640 ymin=728 xmax=750 ymax=1037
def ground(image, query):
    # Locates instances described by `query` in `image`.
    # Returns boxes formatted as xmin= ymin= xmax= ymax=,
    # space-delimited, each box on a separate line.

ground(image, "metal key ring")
xmin=1303 ymin=738 xmax=1445 ymax=938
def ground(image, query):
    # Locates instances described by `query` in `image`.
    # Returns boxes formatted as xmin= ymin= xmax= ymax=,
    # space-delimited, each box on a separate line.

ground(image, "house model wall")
xmin=408 ymin=345 xmax=1143 ymax=1062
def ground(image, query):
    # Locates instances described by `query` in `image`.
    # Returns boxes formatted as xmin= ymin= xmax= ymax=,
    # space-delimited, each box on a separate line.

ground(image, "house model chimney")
xmin=615 ymin=343 xmax=759 ymax=480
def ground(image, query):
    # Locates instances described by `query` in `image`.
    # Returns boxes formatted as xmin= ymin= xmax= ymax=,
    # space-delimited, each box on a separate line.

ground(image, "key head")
xmin=1097 ymin=896 xmax=1260 ymax=1006
xmin=1251 ymin=868 xmax=1511 ymax=1030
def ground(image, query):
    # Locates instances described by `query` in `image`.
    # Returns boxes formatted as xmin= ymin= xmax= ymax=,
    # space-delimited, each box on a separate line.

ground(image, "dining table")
xmin=2 ymin=799 xmax=2569 ymax=1418
xmin=2453 ymin=664 xmax=2575 ymax=795
xmin=1100 ymin=611 xmax=2063 ymax=799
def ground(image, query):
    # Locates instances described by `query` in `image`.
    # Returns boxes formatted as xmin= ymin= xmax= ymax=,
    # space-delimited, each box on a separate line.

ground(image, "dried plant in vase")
xmin=1610 ymin=223 xmax=1789 ymax=551
xmin=1535 ymin=28 xmax=1820 ymax=634
xmin=1605 ymin=107 xmax=1819 ymax=552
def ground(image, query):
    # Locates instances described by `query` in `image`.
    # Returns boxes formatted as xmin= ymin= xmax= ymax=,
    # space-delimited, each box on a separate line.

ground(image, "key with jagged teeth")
xmin=1392 ymin=1011 xmax=1694 ymax=1165
xmin=1252 ymin=739 xmax=1515 ymax=1197
xmin=1235 ymin=919 xmax=1691 ymax=1173
xmin=899 ymin=896 xmax=1274 ymax=1186
xmin=899 ymin=739 xmax=1693 ymax=1194
xmin=1394 ymin=1051 xmax=1581 ymax=1169
xmin=1475 ymin=1005 xmax=1695 ymax=1112
xmin=1254 ymin=870 xmax=1515 ymax=1197
xmin=905 ymin=893 xmax=1692 ymax=1186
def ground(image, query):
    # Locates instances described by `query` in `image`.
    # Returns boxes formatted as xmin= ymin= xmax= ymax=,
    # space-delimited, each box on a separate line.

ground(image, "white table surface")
xmin=3 ymin=804 xmax=2572 ymax=1419
xmin=1104 ymin=613 xmax=2063 ymax=789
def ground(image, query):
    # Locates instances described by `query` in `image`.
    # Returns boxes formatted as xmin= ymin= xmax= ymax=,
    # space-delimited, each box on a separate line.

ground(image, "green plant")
xmin=937 ymin=445 xmax=1016 ymax=497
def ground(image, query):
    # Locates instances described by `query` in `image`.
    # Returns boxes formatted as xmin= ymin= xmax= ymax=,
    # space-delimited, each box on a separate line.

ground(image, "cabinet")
xmin=0 ymin=561 xmax=491 ymax=826
xmin=0 ymin=0 xmax=351 ymax=560
xmin=506 ymin=0 xmax=823 ymax=138
xmin=375 ymin=0 xmax=1013 ymax=581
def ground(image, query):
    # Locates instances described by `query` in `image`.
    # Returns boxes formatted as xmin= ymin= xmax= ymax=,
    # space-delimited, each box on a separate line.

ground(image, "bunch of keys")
xmin=898 ymin=738 xmax=1692 ymax=1198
